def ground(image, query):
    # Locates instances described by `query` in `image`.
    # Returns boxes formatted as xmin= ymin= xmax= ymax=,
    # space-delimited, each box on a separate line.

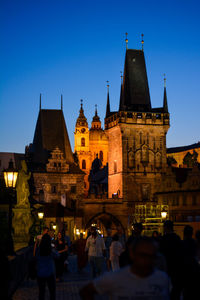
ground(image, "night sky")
xmin=1 ymin=0 xmax=200 ymax=153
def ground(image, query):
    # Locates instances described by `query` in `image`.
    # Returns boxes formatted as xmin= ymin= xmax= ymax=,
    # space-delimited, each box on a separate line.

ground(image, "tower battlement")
xmin=105 ymin=111 xmax=169 ymax=129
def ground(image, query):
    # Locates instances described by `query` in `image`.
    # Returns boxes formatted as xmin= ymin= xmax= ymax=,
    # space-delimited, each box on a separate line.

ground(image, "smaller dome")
xmin=91 ymin=105 xmax=101 ymax=130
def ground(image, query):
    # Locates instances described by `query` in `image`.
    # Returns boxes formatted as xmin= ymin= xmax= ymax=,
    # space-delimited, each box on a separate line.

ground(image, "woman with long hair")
xmin=36 ymin=233 xmax=59 ymax=300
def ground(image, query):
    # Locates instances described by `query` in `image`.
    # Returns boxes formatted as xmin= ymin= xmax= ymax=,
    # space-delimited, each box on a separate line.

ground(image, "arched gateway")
xmin=85 ymin=212 xmax=125 ymax=235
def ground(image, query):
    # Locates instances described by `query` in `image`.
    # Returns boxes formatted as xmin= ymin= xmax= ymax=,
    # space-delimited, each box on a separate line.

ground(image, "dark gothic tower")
xmin=105 ymin=45 xmax=170 ymax=202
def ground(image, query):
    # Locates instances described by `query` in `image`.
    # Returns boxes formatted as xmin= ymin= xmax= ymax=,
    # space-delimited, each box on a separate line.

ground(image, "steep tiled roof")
xmin=119 ymin=49 xmax=151 ymax=112
xmin=31 ymin=109 xmax=74 ymax=164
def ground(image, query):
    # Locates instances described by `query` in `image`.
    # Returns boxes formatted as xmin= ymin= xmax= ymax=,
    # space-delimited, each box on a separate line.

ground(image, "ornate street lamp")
xmin=38 ymin=212 xmax=44 ymax=220
xmin=38 ymin=211 xmax=44 ymax=234
xmin=161 ymin=207 xmax=167 ymax=220
xmin=3 ymin=159 xmax=18 ymax=254
xmin=3 ymin=159 xmax=18 ymax=188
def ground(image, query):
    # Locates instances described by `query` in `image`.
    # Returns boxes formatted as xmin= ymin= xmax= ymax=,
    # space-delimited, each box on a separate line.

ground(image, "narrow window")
xmin=114 ymin=161 xmax=117 ymax=173
xmin=52 ymin=185 xmax=57 ymax=194
xmin=70 ymin=185 xmax=76 ymax=193
xmin=82 ymin=159 xmax=86 ymax=169
xmin=182 ymin=195 xmax=187 ymax=206
xmin=81 ymin=137 xmax=85 ymax=147
xmin=99 ymin=151 xmax=103 ymax=161
xmin=192 ymin=195 xmax=197 ymax=206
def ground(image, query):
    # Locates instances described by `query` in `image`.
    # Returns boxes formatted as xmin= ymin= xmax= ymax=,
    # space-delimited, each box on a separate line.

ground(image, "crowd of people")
xmin=80 ymin=222 xmax=200 ymax=300
xmin=20 ymin=221 xmax=200 ymax=299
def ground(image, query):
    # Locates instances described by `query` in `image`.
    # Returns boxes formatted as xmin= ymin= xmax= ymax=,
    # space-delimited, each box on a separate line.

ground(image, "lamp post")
xmin=38 ymin=211 xmax=44 ymax=234
xmin=161 ymin=207 xmax=168 ymax=221
xmin=3 ymin=159 xmax=18 ymax=254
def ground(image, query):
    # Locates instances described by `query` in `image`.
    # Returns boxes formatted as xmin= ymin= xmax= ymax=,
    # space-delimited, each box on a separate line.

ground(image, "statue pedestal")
xmin=12 ymin=206 xmax=33 ymax=251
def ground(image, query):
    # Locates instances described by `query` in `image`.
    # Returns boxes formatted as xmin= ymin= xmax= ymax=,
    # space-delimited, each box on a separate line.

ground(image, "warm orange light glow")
xmin=52 ymin=224 xmax=57 ymax=230
xmin=161 ymin=210 xmax=167 ymax=219
xmin=38 ymin=212 xmax=44 ymax=219
xmin=4 ymin=171 xmax=18 ymax=188
xmin=3 ymin=159 xmax=18 ymax=188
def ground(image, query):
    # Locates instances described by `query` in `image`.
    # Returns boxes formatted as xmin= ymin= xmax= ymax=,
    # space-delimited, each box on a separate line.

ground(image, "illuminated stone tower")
xmin=75 ymin=103 xmax=108 ymax=194
xmin=74 ymin=101 xmax=91 ymax=191
xmin=89 ymin=105 xmax=108 ymax=164
xmin=105 ymin=47 xmax=170 ymax=203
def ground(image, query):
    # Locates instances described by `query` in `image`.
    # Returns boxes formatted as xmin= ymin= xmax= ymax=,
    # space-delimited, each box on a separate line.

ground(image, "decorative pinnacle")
xmin=164 ymin=74 xmax=166 ymax=88
xmin=61 ymin=94 xmax=63 ymax=110
xmin=80 ymin=99 xmax=83 ymax=109
xmin=106 ymin=80 xmax=109 ymax=92
xmin=95 ymin=104 xmax=97 ymax=116
xmin=141 ymin=33 xmax=144 ymax=51
xmin=125 ymin=32 xmax=128 ymax=50
xmin=120 ymin=71 xmax=123 ymax=85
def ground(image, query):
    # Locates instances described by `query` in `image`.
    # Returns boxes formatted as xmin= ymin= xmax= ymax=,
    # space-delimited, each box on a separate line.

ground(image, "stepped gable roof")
xmin=32 ymin=109 xmax=74 ymax=164
xmin=167 ymin=142 xmax=200 ymax=154
xmin=119 ymin=49 xmax=151 ymax=112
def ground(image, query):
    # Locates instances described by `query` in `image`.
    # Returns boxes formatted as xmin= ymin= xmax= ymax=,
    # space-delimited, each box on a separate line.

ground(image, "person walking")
xmin=35 ymin=233 xmax=59 ymax=300
xmin=85 ymin=226 xmax=106 ymax=278
xmin=55 ymin=231 xmax=68 ymax=281
xmin=74 ymin=233 xmax=87 ymax=272
xmin=104 ymin=228 xmax=112 ymax=271
xmin=109 ymin=234 xmax=123 ymax=271
xmin=160 ymin=220 xmax=183 ymax=300
xmin=80 ymin=236 xmax=170 ymax=300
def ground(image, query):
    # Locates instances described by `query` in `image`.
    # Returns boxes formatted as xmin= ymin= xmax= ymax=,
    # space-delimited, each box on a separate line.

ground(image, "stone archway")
xmin=85 ymin=212 xmax=125 ymax=236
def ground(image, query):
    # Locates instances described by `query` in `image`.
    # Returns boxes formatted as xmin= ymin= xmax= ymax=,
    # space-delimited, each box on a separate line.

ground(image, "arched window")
xmin=99 ymin=151 xmax=103 ymax=161
xmin=81 ymin=137 xmax=85 ymax=147
xmin=82 ymin=159 xmax=86 ymax=169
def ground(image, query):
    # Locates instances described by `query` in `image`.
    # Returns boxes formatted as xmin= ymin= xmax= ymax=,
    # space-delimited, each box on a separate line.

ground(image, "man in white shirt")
xmin=80 ymin=236 xmax=170 ymax=300
xmin=85 ymin=226 xmax=106 ymax=278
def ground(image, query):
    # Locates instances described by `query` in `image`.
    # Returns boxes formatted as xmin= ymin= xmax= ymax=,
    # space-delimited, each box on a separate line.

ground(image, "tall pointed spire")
xmin=39 ymin=93 xmax=42 ymax=110
xmin=163 ymin=74 xmax=168 ymax=113
xmin=95 ymin=104 xmax=98 ymax=116
xmin=119 ymin=72 xmax=124 ymax=111
xmin=106 ymin=81 xmax=110 ymax=118
xmin=76 ymin=99 xmax=88 ymax=128
xmin=61 ymin=94 xmax=63 ymax=110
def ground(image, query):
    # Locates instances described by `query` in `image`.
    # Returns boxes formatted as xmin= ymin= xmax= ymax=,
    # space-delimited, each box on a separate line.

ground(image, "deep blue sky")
xmin=0 ymin=0 xmax=200 ymax=153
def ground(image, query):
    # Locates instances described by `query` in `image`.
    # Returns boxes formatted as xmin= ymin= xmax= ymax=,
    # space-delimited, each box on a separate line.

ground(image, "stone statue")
xmin=16 ymin=160 xmax=31 ymax=208
xmin=13 ymin=160 xmax=32 ymax=250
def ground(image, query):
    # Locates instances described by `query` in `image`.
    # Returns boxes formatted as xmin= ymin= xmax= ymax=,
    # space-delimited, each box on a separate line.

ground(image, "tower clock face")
xmin=81 ymin=128 xmax=86 ymax=133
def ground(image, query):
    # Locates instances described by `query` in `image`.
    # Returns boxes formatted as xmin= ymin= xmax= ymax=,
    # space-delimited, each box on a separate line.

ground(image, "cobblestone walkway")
xmin=13 ymin=255 xmax=107 ymax=300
